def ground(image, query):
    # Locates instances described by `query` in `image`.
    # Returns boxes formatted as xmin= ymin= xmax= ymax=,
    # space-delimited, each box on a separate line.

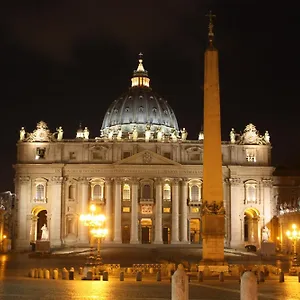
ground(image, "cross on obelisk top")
xmin=205 ymin=10 xmax=216 ymax=44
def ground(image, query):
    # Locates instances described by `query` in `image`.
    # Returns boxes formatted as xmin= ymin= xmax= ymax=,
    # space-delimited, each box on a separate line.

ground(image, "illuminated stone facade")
xmin=14 ymin=57 xmax=277 ymax=251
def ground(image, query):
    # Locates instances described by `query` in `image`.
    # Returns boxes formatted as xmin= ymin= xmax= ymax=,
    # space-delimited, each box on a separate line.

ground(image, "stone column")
xmin=229 ymin=178 xmax=243 ymax=248
xmin=49 ymin=176 xmax=63 ymax=247
xmin=181 ymin=179 xmax=188 ymax=243
xmin=104 ymin=179 xmax=113 ymax=242
xmin=130 ymin=179 xmax=139 ymax=243
xmin=78 ymin=177 xmax=89 ymax=245
xmin=171 ymin=179 xmax=180 ymax=243
xmin=262 ymin=178 xmax=273 ymax=226
xmin=16 ymin=176 xmax=30 ymax=250
xmin=154 ymin=179 xmax=163 ymax=244
xmin=113 ymin=178 xmax=122 ymax=243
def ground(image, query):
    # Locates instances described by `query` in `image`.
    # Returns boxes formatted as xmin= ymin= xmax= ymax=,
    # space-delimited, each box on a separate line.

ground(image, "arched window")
xmin=245 ymin=181 xmax=257 ymax=203
xmin=163 ymin=184 xmax=171 ymax=201
xmin=190 ymin=185 xmax=200 ymax=201
xmin=69 ymin=185 xmax=76 ymax=200
xmin=93 ymin=184 xmax=101 ymax=200
xmin=123 ymin=184 xmax=131 ymax=200
xmin=36 ymin=184 xmax=45 ymax=200
xmin=143 ymin=184 xmax=151 ymax=199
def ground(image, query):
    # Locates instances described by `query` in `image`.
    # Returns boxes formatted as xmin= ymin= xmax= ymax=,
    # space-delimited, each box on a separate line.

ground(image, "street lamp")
xmin=79 ymin=204 xmax=107 ymax=266
xmin=286 ymin=224 xmax=300 ymax=266
xmin=90 ymin=227 xmax=108 ymax=265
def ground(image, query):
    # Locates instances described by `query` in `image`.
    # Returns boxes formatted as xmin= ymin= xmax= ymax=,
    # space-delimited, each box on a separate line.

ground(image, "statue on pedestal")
xmin=132 ymin=126 xmax=138 ymax=141
xmin=117 ymin=126 xmax=122 ymax=140
xmin=264 ymin=131 xmax=270 ymax=144
xmin=181 ymin=128 xmax=188 ymax=141
xmin=41 ymin=224 xmax=49 ymax=240
xmin=57 ymin=126 xmax=63 ymax=141
xmin=145 ymin=125 xmax=151 ymax=142
xmin=19 ymin=127 xmax=26 ymax=141
xmin=262 ymin=226 xmax=270 ymax=242
xmin=230 ymin=128 xmax=235 ymax=144
xmin=83 ymin=127 xmax=89 ymax=140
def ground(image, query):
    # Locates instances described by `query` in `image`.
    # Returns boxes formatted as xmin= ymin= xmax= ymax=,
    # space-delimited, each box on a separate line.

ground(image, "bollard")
xmin=149 ymin=267 xmax=154 ymax=274
xmin=29 ymin=269 xmax=35 ymax=278
xmin=53 ymin=269 xmax=58 ymax=280
xmin=102 ymin=271 xmax=109 ymax=281
xmin=34 ymin=268 xmax=39 ymax=278
xmin=258 ymin=271 xmax=264 ymax=283
xmin=136 ymin=271 xmax=142 ymax=281
xmin=156 ymin=270 xmax=161 ymax=282
xmin=62 ymin=267 xmax=69 ymax=280
xmin=171 ymin=264 xmax=189 ymax=300
xmin=240 ymin=271 xmax=257 ymax=300
xmin=69 ymin=267 xmax=75 ymax=280
xmin=219 ymin=271 xmax=224 ymax=282
xmin=197 ymin=271 xmax=203 ymax=282
xmin=279 ymin=271 xmax=284 ymax=283
xmin=120 ymin=271 xmax=124 ymax=281
xmin=44 ymin=269 xmax=50 ymax=279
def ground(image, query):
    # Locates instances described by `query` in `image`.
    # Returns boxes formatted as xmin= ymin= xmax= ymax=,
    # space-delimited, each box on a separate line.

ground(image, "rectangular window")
xmin=163 ymin=207 xmax=171 ymax=213
xmin=69 ymin=152 xmax=76 ymax=159
xmin=123 ymin=151 xmax=131 ymax=159
xmin=122 ymin=207 xmax=130 ymax=213
xmin=35 ymin=147 xmax=46 ymax=159
xmin=191 ymin=207 xmax=199 ymax=213
xmin=245 ymin=149 xmax=256 ymax=162
xmin=163 ymin=152 xmax=171 ymax=159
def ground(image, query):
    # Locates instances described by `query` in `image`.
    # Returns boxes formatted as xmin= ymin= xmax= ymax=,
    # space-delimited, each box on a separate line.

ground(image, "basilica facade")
xmin=14 ymin=56 xmax=277 ymax=251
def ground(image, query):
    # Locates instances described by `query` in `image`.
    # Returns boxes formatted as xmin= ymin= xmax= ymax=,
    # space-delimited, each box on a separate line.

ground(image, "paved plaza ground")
xmin=0 ymin=246 xmax=299 ymax=299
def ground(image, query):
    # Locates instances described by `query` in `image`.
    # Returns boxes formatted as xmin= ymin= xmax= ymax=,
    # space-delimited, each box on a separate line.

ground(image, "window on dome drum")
xmin=123 ymin=184 xmax=131 ymax=201
xmin=36 ymin=184 xmax=45 ymax=201
xmin=35 ymin=147 xmax=46 ymax=159
xmin=245 ymin=183 xmax=257 ymax=204
xmin=163 ymin=184 xmax=171 ymax=201
xmin=245 ymin=149 xmax=256 ymax=162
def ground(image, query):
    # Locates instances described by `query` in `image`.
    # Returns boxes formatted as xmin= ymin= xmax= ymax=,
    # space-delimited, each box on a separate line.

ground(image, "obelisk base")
xmin=201 ymin=214 xmax=225 ymax=263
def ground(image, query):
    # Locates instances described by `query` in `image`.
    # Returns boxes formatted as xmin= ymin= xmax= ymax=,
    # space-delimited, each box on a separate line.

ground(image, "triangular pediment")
xmin=114 ymin=150 xmax=181 ymax=166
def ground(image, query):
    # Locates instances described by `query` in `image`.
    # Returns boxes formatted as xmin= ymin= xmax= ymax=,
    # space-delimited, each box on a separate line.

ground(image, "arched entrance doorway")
xmin=31 ymin=207 xmax=47 ymax=242
xmin=190 ymin=218 xmax=201 ymax=244
xmin=244 ymin=208 xmax=260 ymax=247
xmin=140 ymin=218 xmax=152 ymax=244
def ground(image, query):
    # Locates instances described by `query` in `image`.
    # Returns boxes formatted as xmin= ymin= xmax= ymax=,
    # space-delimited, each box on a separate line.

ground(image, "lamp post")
xmin=90 ymin=227 xmax=108 ymax=265
xmin=286 ymin=224 xmax=300 ymax=266
xmin=79 ymin=204 xmax=106 ymax=267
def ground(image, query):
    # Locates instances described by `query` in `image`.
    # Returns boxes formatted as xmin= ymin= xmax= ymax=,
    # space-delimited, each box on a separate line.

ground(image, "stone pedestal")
xmin=202 ymin=214 xmax=225 ymax=262
xmin=35 ymin=240 xmax=50 ymax=253
xmin=260 ymin=241 xmax=276 ymax=256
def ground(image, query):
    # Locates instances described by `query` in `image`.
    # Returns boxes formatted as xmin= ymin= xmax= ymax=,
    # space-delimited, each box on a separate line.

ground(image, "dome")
xmin=100 ymin=54 xmax=179 ymax=140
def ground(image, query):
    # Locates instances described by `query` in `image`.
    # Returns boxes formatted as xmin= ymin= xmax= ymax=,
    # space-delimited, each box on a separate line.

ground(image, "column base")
xmin=153 ymin=240 xmax=163 ymax=244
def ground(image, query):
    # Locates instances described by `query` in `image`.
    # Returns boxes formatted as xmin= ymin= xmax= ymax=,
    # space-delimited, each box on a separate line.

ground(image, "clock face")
xmin=245 ymin=132 xmax=256 ymax=143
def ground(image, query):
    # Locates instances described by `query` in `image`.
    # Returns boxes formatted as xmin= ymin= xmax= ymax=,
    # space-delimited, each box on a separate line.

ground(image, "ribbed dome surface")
xmin=100 ymin=56 xmax=179 ymax=138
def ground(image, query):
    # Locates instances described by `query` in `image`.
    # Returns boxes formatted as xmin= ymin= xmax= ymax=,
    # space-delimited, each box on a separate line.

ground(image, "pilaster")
xmin=130 ymin=178 xmax=139 ymax=243
xmin=113 ymin=178 xmax=122 ymax=243
xmin=154 ymin=178 xmax=163 ymax=244
xmin=171 ymin=178 xmax=180 ymax=243
xmin=181 ymin=178 xmax=188 ymax=243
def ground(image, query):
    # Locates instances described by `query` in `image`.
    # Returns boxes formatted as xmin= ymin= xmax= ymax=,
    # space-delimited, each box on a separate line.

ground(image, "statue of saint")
xmin=117 ymin=126 xmax=122 ymax=140
xmin=107 ymin=129 xmax=113 ymax=140
xmin=83 ymin=127 xmax=89 ymax=140
xmin=20 ymin=127 xmax=26 ymax=141
xmin=181 ymin=128 xmax=188 ymax=141
xmin=132 ymin=126 xmax=138 ymax=141
xmin=198 ymin=131 xmax=204 ymax=140
xmin=171 ymin=130 xmax=178 ymax=142
xmin=145 ymin=125 xmax=151 ymax=142
xmin=264 ymin=131 xmax=270 ymax=144
xmin=262 ymin=226 xmax=270 ymax=242
xmin=230 ymin=128 xmax=235 ymax=144
xmin=41 ymin=224 xmax=49 ymax=240
xmin=57 ymin=126 xmax=63 ymax=141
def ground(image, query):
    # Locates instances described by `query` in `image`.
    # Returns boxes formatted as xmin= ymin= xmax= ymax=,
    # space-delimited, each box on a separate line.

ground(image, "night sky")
xmin=1 ymin=2 xmax=299 ymax=192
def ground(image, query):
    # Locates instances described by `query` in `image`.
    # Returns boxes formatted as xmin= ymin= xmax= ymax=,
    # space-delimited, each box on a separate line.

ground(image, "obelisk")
xmin=201 ymin=11 xmax=225 ymax=262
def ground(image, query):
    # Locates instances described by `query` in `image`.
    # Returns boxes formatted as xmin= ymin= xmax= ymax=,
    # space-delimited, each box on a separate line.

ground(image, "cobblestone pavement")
xmin=0 ymin=248 xmax=298 ymax=299
xmin=0 ymin=277 xmax=300 ymax=299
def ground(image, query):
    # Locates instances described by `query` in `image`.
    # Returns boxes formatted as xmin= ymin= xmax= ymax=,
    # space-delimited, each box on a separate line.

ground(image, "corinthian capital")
xmin=50 ymin=176 xmax=63 ymax=184
xmin=229 ymin=177 xmax=241 ymax=186
xmin=19 ymin=176 xmax=30 ymax=184
xmin=262 ymin=178 xmax=273 ymax=187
